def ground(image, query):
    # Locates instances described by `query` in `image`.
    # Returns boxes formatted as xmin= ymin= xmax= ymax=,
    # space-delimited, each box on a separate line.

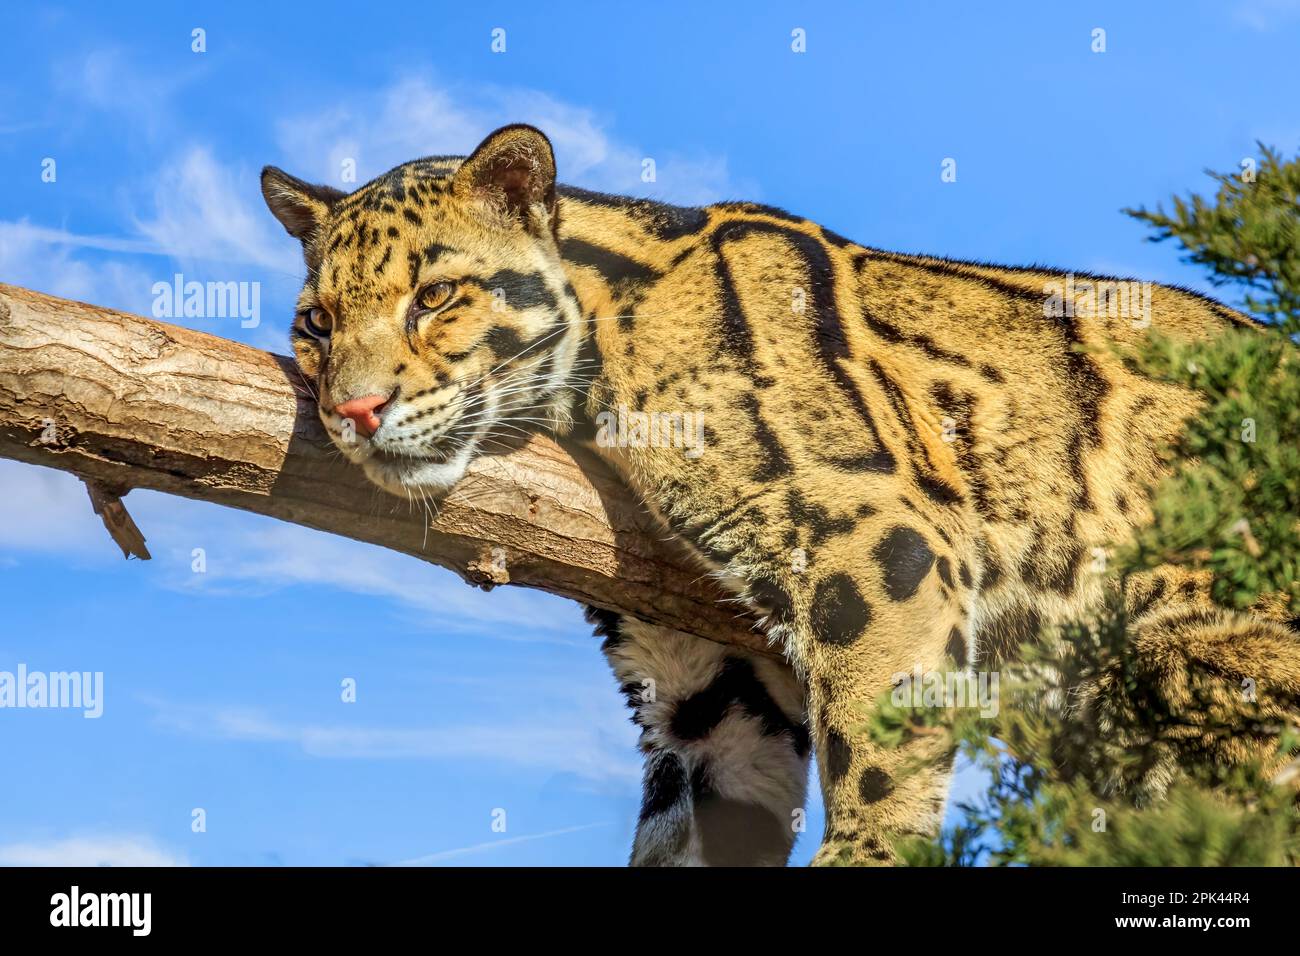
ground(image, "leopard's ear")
xmin=453 ymin=124 xmax=557 ymax=237
xmin=260 ymin=166 xmax=345 ymax=242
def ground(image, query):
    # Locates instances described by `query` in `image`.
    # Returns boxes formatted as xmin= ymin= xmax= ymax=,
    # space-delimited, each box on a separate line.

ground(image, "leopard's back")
xmin=575 ymin=198 xmax=1253 ymax=661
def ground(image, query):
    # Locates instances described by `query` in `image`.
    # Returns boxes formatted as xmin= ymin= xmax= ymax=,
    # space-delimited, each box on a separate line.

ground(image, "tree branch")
xmin=0 ymin=283 xmax=774 ymax=657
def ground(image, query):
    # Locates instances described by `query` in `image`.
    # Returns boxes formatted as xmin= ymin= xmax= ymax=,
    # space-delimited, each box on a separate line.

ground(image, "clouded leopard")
xmin=262 ymin=124 xmax=1300 ymax=866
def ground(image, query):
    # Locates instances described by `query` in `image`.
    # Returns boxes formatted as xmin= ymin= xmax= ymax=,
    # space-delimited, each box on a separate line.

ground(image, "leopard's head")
xmin=262 ymin=125 xmax=584 ymax=496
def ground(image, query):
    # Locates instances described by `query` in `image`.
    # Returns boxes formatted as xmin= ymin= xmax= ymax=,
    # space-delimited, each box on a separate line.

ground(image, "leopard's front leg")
xmin=781 ymin=520 xmax=977 ymax=865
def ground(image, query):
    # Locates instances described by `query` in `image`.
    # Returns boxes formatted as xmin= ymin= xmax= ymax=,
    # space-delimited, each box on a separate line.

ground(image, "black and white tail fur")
xmin=588 ymin=608 xmax=811 ymax=866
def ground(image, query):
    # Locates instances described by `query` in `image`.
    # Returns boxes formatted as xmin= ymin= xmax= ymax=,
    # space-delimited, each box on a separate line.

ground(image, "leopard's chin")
xmin=359 ymin=441 xmax=476 ymax=497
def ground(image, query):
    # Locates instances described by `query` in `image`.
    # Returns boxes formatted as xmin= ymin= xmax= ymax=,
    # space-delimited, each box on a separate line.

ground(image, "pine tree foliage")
xmin=1125 ymin=144 xmax=1300 ymax=333
xmin=874 ymin=147 xmax=1300 ymax=866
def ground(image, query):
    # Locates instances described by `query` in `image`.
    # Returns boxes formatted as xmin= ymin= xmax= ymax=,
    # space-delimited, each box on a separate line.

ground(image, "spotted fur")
xmin=263 ymin=125 xmax=1300 ymax=866
xmin=590 ymin=608 xmax=809 ymax=865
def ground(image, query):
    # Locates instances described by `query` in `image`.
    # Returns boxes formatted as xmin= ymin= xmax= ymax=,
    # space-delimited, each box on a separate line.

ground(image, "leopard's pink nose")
xmin=333 ymin=394 xmax=389 ymax=438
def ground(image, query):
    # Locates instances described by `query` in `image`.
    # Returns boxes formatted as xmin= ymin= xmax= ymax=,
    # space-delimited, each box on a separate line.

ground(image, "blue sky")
xmin=1 ymin=1 xmax=1297 ymax=866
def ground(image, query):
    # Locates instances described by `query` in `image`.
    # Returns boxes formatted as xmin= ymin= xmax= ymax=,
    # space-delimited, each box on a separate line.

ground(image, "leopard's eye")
xmin=416 ymin=281 xmax=456 ymax=314
xmin=301 ymin=307 xmax=332 ymax=338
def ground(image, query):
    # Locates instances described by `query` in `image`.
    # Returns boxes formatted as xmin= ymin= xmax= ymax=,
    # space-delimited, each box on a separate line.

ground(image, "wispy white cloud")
xmin=0 ymin=835 xmax=187 ymax=867
xmin=274 ymin=75 xmax=745 ymax=206
xmin=5 ymin=50 xmax=292 ymax=319
xmin=0 ymin=461 xmax=108 ymax=558
xmin=391 ymin=821 xmax=613 ymax=866
xmin=52 ymin=46 xmax=208 ymax=142
xmin=0 ymin=221 xmax=156 ymax=316
xmin=1233 ymin=0 xmax=1300 ymax=30
xmin=0 ymin=120 xmax=51 ymax=136
xmin=132 ymin=147 xmax=300 ymax=276
xmin=147 ymin=699 xmax=640 ymax=786
xmin=5 ymin=62 xmax=742 ymax=341
xmin=0 ymin=461 xmax=587 ymax=643
xmin=136 ymin=497 xmax=587 ymax=642
xmin=0 ymin=221 xmax=164 ymax=256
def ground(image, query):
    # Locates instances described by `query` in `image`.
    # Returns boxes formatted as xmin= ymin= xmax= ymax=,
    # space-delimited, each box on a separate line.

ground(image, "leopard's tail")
xmin=589 ymin=608 xmax=811 ymax=866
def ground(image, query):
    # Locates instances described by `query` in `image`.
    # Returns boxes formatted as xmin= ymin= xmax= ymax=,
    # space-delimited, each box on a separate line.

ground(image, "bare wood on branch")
xmin=0 ymin=283 xmax=773 ymax=657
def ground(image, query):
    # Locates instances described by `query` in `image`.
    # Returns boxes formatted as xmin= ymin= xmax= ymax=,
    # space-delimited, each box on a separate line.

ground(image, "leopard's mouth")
xmin=324 ymin=377 xmax=536 ymax=496
xmin=357 ymin=431 xmax=481 ymax=496
xmin=370 ymin=442 xmax=455 ymax=466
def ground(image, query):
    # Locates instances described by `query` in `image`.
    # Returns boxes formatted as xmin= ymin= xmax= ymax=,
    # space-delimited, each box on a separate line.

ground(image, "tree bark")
xmin=0 ymin=283 xmax=774 ymax=657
